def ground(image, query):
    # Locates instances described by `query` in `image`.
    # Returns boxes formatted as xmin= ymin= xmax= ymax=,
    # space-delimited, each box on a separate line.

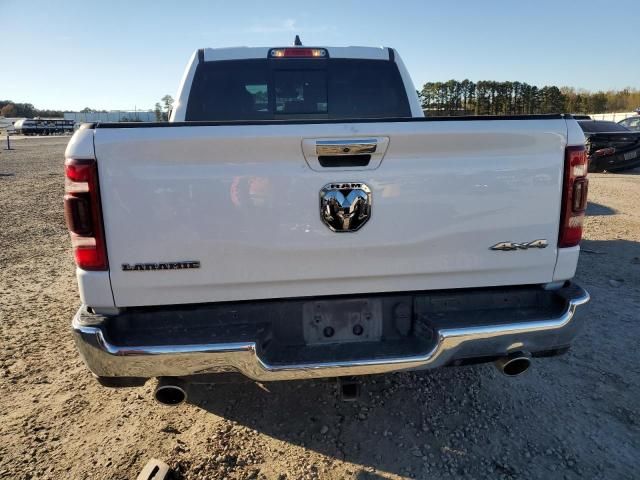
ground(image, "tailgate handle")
xmin=303 ymin=137 xmax=388 ymax=171
xmin=316 ymin=139 xmax=378 ymax=156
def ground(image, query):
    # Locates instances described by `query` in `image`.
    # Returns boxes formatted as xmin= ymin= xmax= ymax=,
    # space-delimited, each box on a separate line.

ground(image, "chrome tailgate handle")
xmin=302 ymin=136 xmax=389 ymax=171
xmin=316 ymin=139 xmax=378 ymax=156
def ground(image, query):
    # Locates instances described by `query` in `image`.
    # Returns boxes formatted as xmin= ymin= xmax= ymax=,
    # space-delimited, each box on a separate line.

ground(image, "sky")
xmin=1 ymin=0 xmax=639 ymax=112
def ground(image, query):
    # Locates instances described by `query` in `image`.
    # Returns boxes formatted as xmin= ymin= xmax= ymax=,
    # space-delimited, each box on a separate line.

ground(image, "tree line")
xmin=419 ymin=80 xmax=640 ymax=116
xmin=0 ymin=96 xmax=174 ymax=120
xmin=4 ymin=86 xmax=640 ymax=120
xmin=0 ymin=100 xmax=64 ymax=118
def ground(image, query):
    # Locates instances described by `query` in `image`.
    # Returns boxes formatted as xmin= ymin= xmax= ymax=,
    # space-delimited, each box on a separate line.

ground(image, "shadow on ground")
xmin=184 ymin=366 xmax=500 ymax=478
xmin=586 ymin=202 xmax=616 ymax=216
xmin=577 ymin=238 xmax=640 ymax=284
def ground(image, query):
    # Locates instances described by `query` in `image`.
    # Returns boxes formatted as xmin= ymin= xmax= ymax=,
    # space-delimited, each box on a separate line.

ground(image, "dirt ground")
xmin=0 ymin=137 xmax=638 ymax=480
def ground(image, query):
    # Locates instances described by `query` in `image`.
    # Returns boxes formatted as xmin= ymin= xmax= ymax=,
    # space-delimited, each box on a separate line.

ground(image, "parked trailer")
xmin=13 ymin=118 xmax=75 ymax=135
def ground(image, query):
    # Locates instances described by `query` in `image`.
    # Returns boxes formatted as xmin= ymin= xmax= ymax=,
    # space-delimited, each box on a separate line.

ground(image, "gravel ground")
xmin=0 ymin=137 xmax=638 ymax=480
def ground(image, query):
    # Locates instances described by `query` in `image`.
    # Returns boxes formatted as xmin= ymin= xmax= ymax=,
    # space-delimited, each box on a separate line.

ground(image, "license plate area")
xmin=303 ymin=298 xmax=383 ymax=345
xmin=624 ymin=150 xmax=638 ymax=161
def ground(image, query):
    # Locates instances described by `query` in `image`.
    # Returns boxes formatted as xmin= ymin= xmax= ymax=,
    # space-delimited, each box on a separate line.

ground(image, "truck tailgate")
xmin=93 ymin=119 xmax=568 ymax=307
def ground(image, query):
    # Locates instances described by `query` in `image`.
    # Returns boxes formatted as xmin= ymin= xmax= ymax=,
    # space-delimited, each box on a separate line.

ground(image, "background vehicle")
xmin=578 ymin=119 xmax=640 ymax=172
xmin=66 ymin=44 xmax=589 ymax=402
xmin=618 ymin=116 xmax=640 ymax=132
xmin=14 ymin=118 xmax=75 ymax=135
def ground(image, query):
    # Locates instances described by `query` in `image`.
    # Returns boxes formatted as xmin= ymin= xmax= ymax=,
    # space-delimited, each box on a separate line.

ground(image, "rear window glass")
xmin=328 ymin=59 xmax=410 ymax=118
xmin=185 ymin=58 xmax=411 ymax=121
xmin=185 ymin=60 xmax=271 ymax=121
xmin=578 ymin=120 xmax=630 ymax=133
xmin=274 ymin=69 xmax=328 ymax=115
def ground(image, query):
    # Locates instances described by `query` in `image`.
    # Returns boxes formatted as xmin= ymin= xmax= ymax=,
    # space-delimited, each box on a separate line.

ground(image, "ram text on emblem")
xmin=320 ymin=182 xmax=371 ymax=232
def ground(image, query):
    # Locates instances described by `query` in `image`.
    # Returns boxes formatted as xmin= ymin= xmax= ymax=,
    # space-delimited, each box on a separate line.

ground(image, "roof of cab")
xmin=201 ymin=46 xmax=393 ymax=62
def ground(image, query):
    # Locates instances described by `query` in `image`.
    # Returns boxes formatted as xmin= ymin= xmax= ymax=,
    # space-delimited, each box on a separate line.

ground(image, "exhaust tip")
xmin=495 ymin=352 xmax=531 ymax=377
xmin=154 ymin=378 xmax=187 ymax=406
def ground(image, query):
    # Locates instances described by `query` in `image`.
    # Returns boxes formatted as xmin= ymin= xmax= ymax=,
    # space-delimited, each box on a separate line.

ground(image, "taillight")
xmin=559 ymin=146 xmax=589 ymax=248
xmin=64 ymin=158 xmax=108 ymax=270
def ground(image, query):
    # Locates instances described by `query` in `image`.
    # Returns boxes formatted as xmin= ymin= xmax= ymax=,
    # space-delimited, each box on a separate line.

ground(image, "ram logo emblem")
xmin=320 ymin=182 xmax=371 ymax=232
xmin=490 ymin=239 xmax=548 ymax=251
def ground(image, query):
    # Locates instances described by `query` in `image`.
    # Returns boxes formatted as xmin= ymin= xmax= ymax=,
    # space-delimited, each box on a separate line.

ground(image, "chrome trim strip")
xmin=72 ymin=285 xmax=589 ymax=381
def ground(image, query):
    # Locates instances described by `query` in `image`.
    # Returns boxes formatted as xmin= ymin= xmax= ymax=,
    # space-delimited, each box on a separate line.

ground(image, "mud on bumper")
xmin=72 ymin=283 xmax=589 ymax=383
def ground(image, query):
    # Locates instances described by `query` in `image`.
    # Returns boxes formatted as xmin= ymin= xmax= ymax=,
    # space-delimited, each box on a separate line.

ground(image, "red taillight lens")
xmin=65 ymin=161 xmax=94 ymax=182
xmin=559 ymin=146 xmax=589 ymax=248
xmin=64 ymin=158 xmax=108 ymax=270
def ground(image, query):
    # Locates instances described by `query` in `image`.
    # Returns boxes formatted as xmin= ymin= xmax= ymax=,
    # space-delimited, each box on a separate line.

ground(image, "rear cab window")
xmin=185 ymin=57 xmax=411 ymax=121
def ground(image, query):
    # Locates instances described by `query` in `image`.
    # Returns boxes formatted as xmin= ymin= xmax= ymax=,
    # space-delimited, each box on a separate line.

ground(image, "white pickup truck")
xmin=66 ymin=44 xmax=590 ymax=405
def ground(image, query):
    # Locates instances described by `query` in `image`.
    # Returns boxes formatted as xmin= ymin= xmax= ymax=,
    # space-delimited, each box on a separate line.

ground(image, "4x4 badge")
xmin=490 ymin=239 xmax=548 ymax=251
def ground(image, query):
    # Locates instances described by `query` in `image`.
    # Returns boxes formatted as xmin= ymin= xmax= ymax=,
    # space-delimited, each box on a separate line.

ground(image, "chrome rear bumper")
xmin=72 ymin=283 xmax=589 ymax=382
